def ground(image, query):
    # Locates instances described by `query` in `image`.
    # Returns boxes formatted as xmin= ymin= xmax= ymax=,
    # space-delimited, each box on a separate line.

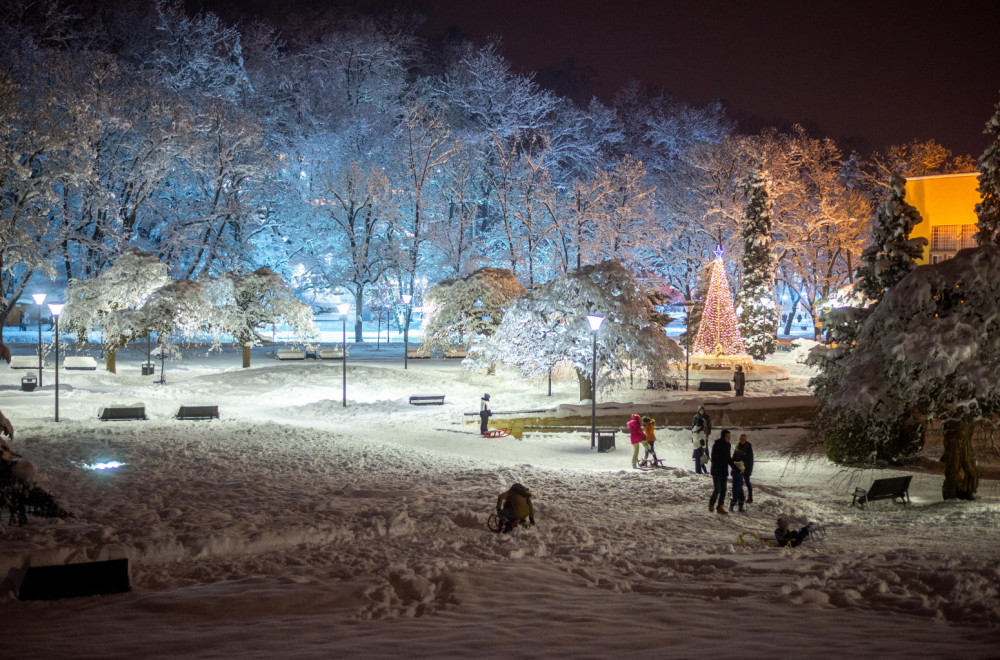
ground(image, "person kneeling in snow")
xmin=496 ymin=483 xmax=535 ymax=533
xmin=775 ymin=518 xmax=813 ymax=547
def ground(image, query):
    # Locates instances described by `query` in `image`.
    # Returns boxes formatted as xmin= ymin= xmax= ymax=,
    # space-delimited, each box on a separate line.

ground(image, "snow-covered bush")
xmin=735 ymin=165 xmax=778 ymax=359
xmin=421 ymin=268 xmax=525 ymax=351
xmin=201 ymin=268 xmax=317 ymax=368
xmin=821 ymin=244 xmax=1000 ymax=498
xmin=61 ymin=248 xmax=171 ymax=373
xmin=466 ymin=260 xmax=682 ymax=400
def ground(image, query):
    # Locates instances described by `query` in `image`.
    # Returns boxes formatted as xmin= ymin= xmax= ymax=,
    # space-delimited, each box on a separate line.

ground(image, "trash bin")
xmin=21 ymin=374 xmax=37 ymax=392
xmin=596 ymin=431 xmax=617 ymax=453
xmin=141 ymin=362 xmax=155 ymax=376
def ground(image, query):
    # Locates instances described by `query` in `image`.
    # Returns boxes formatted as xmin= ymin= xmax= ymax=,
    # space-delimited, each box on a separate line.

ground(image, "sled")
xmin=637 ymin=458 xmax=669 ymax=469
xmin=482 ymin=428 xmax=511 ymax=438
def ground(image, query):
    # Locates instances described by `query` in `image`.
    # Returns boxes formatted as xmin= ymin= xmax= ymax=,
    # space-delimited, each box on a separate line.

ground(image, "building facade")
xmin=905 ymin=172 xmax=981 ymax=265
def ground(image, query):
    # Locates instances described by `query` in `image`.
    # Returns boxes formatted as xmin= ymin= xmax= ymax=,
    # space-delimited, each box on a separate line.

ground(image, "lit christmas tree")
xmin=692 ymin=244 xmax=746 ymax=356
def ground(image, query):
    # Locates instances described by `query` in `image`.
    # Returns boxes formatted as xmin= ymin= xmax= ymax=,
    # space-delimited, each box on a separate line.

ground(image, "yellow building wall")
xmin=905 ymin=173 xmax=981 ymax=264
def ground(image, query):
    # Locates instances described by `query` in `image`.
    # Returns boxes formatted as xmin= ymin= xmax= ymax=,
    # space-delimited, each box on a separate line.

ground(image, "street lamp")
xmin=683 ymin=300 xmax=696 ymax=392
xmin=586 ymin=314 xmax=604 ymax=449
xmin=47 ymin=302 xmax=64 ymax=422
xmin=32 ymin=293 xmax=46 ymax=387
xmin=337 ymin=302 xmax=350 ymax=407
xmin=401 ymin=294 xmax=412 ymax=370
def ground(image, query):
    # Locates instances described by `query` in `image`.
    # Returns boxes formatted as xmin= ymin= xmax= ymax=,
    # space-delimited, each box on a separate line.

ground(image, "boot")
xmin=716 ymin=505 xmax=728 ymax=515
xmin=709 ymin=503 xmax=715 ymax=513
xmin=738 ymin=503 xmax=745 ymax=512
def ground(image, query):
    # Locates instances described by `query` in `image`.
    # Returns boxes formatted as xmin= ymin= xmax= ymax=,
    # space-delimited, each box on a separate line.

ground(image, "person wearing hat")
xmin=480 ymin=393 xmax=492 ymax=435
xmin=691 ymin=404 xmax=712 ymax=448
xmin=627 ymin=413 xmax=646 ymax=469
xmin=775 ymin=518 xmax=813 ymax=547
xmin=732 ymin=364 xmax=746 ymax=397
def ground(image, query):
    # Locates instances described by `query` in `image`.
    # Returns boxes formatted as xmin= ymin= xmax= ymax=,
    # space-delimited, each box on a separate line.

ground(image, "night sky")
xmin=418 ymin=0 xmax=1000 ymax=157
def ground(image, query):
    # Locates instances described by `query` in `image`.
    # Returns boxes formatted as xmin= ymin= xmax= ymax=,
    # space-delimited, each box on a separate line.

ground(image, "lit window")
xmin=931 ymin=225 xmax=959 ymax=251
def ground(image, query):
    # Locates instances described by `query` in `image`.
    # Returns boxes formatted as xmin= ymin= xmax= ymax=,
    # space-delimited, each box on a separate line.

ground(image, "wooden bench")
xmin=406 ymin=346 xmax=430 ymax=359
xmin=9 ymin=355 xmax=39 ymax=369
xmin=318 ymin=347 xmax=344 ymax=359
xmin=852 ymin=475 xmax=912 ymax=508
xmin=276 ymin=348 xmax=306 ymax=360
xmin=409 ymin=395 xmax=445 ymax=406
xmin=65 ymin=356 xmax=98 ymax=370
xmin=99 ymin=405 xmax=147 ymax=421
xmin=698 ymin=379 xmax=732 ymax=391
xmin=176 ymin=405 xmax=220 ymax=420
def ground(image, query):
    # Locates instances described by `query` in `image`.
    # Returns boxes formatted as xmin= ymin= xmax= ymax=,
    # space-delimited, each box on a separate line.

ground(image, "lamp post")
xmin=401 ymin=293 xmax=412 ymax=370
xmin=683 ymin=300 xmax=696 ymax=392
xmin=47 ymin=302 xmax=64 ymax=421
xmin=337 ymin=302 xmax=349 ymax=407
xmin=32 ymin=293 xmax=46 ymax=387
xmin=586 ymin=314 xmax=604 ymax=449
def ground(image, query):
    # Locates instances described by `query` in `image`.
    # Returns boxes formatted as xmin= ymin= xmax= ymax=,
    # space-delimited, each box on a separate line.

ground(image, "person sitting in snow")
xmin=496 ymin=483 xmax=535 ymax=533
xmin=775 ymin=518 xmax=813 ymax=547
xmin=640 ymin=415 xmax=659 ymax=466
xmin=628 ymin=413 xmax=646 ymax=469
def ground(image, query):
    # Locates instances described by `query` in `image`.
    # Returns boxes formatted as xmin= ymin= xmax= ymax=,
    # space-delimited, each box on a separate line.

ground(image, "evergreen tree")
xmin=735 ymin=166 xmax=778 ymax=359
xmin=974 ymin=92 xmax=1000 ymax=245
xmin=854 ymin=174 xmax=927 ymax=304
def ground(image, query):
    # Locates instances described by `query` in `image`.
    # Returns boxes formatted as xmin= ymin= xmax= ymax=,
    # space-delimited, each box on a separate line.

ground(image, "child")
xmin=627 ymin=413 xmax=646 ymax=469
xmin=640 ymin=415 xmax=659 ymax=466
xmin=496 ymin=483 xmax=535 ymax=533
xmin=693 ymin=438 xmax=709 ymax=474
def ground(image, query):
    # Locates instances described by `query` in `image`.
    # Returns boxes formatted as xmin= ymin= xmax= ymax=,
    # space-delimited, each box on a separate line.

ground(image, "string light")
xmin=693 ymin=248 xmax=746 ymax=356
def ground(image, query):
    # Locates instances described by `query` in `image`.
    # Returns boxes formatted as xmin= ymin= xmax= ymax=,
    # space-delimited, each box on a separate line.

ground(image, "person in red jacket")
xmin=627 ymin=413 xmax=646 ymax=469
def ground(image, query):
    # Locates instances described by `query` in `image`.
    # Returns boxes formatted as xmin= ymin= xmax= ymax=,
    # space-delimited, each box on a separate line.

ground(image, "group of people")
xmin=627 ymin=413 xmax=659 ymax=468
xmin=692 ymin=404 xmax=755 ymax=514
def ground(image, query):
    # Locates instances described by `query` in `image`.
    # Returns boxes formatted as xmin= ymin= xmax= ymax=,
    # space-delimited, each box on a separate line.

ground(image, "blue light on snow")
xmin=86 ymin=461 xmax=125 ymax=471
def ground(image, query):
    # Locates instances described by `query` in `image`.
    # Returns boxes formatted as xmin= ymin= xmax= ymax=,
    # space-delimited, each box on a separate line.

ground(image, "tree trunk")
xmin=576 ymin=367 xmax=593 ymax=401
xmin=242 ymin=344 xmax=251 ymax=369
xmin=941 ymin=417 xmax=979 ymax=500
xmin=107 ymin=347 xmax=117 ymax=374
xmin=354 ymin=290 xmax=364 ymax=343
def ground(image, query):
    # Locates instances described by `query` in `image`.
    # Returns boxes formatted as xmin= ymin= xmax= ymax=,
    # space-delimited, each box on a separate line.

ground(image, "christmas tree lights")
xmin=692 ymin=244 xmax=746 ymax=356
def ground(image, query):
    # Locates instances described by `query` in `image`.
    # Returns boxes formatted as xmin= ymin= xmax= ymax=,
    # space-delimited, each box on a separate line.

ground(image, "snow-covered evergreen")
xmin=974 ymin=92 xmax=1000 ymax=245
xmin=853 ymin=174 xmax=927 ymax=304
xmin=420 ymin=268 xmax=525 ymax=351
xmin=465 ymin=260 xmax=682 ymax=399
xmin=735 ymin=165 xmax=778 ymax=359
xmin=821 ymin=244 xmax=1000 ymax=498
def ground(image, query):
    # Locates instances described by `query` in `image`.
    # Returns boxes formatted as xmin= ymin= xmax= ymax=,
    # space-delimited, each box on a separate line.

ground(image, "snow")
xmin=1 ymin=341 xmax=999 ymax=658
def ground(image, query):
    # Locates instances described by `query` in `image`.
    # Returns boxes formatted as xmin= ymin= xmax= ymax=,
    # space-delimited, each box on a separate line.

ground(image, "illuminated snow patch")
xmin=85 ymin=461 xmax=125 ymax=471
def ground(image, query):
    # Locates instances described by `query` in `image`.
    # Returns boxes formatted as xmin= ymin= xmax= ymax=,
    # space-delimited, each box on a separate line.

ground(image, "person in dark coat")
xmin=775 ymin=518 xmax=813 ymax=547
xmin=729 ymin=438 xmax=749 ymax=512
xmin=480 ymin=393 xmax=492 ymax=435
xmin=496 ymin=483 xmax=535 ymax=533
xmin=732 ymin=364 xmax=746 ymax=396
xmin=737 ymin=433 xmax=754 ymax=503
xmin=692 ymin=438 xmax=709 ymax=475
xmin=709 ymin=429 xmax=733 ymax=514
xmin=691 ymin=404 xmax=711 ymax=448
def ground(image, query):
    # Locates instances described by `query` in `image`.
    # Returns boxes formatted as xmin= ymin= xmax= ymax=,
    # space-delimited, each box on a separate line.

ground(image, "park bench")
xmin=852 ymin=475 xmax=912 ymax=508
xmin=276 ymin=348 xmax=306 ymax=360
xmin=64 ymin=356 xmax=97 ymax=370
xmin=9 ymin=355 xmax=39 ymax=369
xmin=176 ymin=405 xmax=220 ymax=420
xmin=443 ymin=346 xmax=467 ymax=359
xmin=698 ymin=379 xmax=732 ymax=391
xmin=406 ymin=346 xmax=431 ymax=359
xmin=409 ymin=395 xmax=445 ymax=406
xmin=319 ymin=347 xmax=344 ymax=359
xmin=99 ymin=405 xmax=147 ymax=421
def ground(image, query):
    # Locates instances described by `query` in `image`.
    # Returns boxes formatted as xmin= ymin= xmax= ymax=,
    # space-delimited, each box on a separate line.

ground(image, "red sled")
xmin=482 ymin=428 xmax=511 ymax=438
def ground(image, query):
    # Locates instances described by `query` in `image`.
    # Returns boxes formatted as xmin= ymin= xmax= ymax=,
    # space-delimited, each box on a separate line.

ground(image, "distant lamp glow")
xmin=401 ymin=294 xmax=412 ymax=304
xmin=586 ymin=315 xmax=605 ymax=332
xmin=48 ymin=303 xmax=64 ymax=317
xmin=32 ymin=293 xmax=46 ymax=305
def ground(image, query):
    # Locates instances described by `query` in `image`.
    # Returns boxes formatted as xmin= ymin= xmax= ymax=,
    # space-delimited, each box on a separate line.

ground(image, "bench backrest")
xmin=868 ymin=475 xmax=912 ymax=497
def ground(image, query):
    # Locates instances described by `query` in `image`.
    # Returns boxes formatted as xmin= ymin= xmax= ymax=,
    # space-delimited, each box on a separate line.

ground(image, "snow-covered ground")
xmin=1 ymin=341 xmax=998 ymax=659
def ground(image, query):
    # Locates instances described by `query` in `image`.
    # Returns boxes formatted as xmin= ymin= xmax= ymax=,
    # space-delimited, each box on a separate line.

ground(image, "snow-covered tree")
xmin=821 ymin=244 xmax=1000 ymax=500
xmin=466 ymin=260 xmax=682 ymax=400
xmin=854 ymin=174 xmax=927 ymax=304
xmin=421 ymin=268 xmax=525 ymax=352
xmin=735 ymin=165 xmax=778 ymax=359
xmin=61 ymin=249 xmax=171 ymax=373
xmin=974 ymin=93 xmax=1000 ymax=246
xmin=201 ymin=268 xmax=317 ymax=368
